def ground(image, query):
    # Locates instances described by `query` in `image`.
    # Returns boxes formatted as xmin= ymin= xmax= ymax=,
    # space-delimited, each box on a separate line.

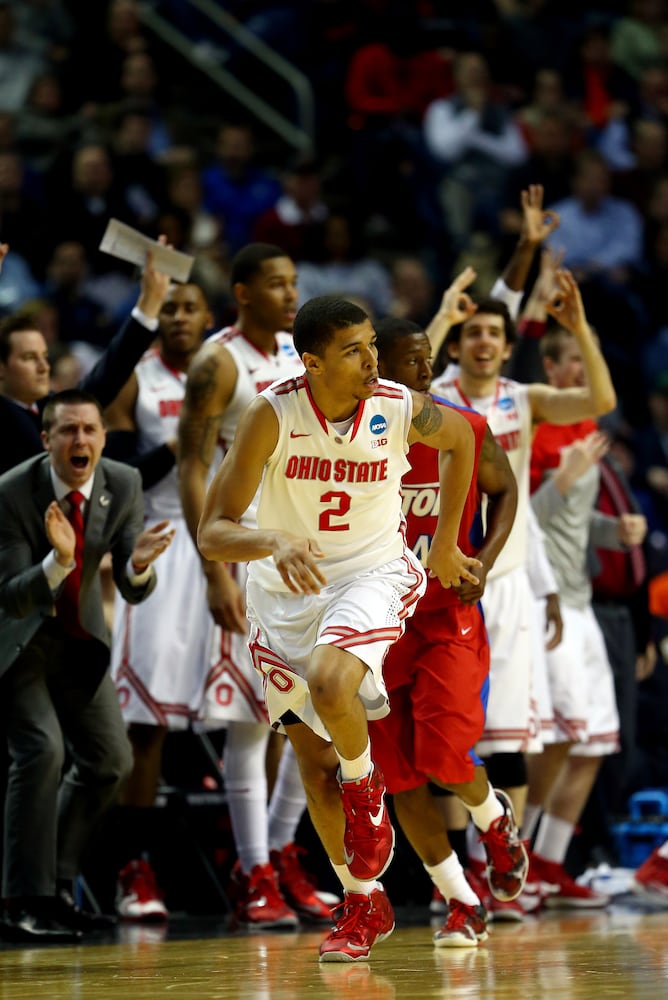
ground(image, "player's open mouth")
xmin=71 ymin=456 xmax=89 ymax=469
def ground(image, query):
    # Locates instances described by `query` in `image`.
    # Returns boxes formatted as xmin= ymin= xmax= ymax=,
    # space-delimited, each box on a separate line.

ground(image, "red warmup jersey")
xmin=529 ymin=419 xmax=598 ymax=494
xmin=402 ymin=397 xmax=487 ymax=612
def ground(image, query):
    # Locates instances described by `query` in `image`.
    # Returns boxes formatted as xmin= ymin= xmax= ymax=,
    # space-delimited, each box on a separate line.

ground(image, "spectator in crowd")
xmin=253 ymin=157 xmax=328 ymax=264
xmin=201 ymin=123 xmax=281 ymax=256
xmin=423 ymin=50 xmax=528 ymax=250
xmin=297 ymin=212 xmax=393 ymax=318
xmin=0 ymin=0 xmax=46 ymax=114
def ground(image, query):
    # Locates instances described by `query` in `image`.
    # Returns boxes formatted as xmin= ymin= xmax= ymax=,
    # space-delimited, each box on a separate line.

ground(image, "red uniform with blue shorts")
xmin=370 ymin=399 xmax=490 ymax=792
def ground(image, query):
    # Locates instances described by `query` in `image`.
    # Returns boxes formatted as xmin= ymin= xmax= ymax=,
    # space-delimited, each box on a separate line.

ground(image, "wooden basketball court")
xmin=1 ymin=900 xmax=667 ymax=999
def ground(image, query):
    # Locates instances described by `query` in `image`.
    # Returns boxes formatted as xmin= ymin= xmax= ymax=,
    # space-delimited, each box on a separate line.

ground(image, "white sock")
xmin=337 ymin=740 xmax=372 ymax=782
xmin=533 ymin=814 xmax=574 ymax=865
xmin=659 ymin=841 xmax=668 ymax=860
xmin=467 ymin=784 xmax=504 ymax=833
xmin=521 ymin=803 xmax=542 ymax=843
xmin=425 ymin=853 xmax=479 ymax=907
xmin=225 ymin=722 xmax=270 ymax=873
xmin=267 ymin=740 xmax=307 ymax=852
xmin=331 ymin=862 xmax=378 ymax=895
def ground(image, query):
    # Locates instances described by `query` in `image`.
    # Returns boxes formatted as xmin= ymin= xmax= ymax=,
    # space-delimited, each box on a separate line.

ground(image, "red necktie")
xmin=55 ymin=490 xmax=89 ymax=639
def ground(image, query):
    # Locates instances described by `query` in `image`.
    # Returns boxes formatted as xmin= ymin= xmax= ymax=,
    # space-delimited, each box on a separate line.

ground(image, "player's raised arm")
xmin=407 ymin=392 xmax=482 ymax=589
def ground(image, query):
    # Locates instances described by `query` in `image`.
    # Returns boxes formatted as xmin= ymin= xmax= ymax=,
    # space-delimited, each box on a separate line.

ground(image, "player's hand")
xmin=618 ymin=512 xmax=647 ymax=547
xmin=544 ymin=592 xmax=563 ymax=650
xmin=131 ymin=520 xmax=175 ymax=570
xmin=45 ymin=501 xmax=75 ymax=566
xmin=438 ymin=267 xmax=478 ymax=327
xmin=455 ymin=561 xmax=489 ymax=604
xmin=427 ymin=544 xmax=482 ymax=590
xmin=205 ymin=562 xmax=247 ymax=633
xmin=520 ymin=184 xmax=560 ymax=246
xmin=272 ymin=534 xmax=327 ymax=595
xmin=557 ymin=430 xmax=609 ymax=484
xmin=545 ymin=269 xmax=588 ymax=335
xmin=137 ymin=235 xmax=172 ymax=318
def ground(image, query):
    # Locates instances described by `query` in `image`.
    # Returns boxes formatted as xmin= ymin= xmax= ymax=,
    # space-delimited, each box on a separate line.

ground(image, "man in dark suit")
xmin=0 ymin=245 xmax=171 ymax=476
xmin=0 ymin=389 xmax=174 ymax=943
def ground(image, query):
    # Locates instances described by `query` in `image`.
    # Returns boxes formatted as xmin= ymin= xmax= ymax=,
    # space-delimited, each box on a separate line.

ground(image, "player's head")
xmin=374 ymin=317 xmax=432 ymax=393
xmin=444 ymin=297 xmax=515 ymax=377
xmin=158 ymin=282 xmax=213 ymax=359
xmin=231 ymin=242 xmax=298 ymax=333
xmin=540 ymin=325 xmax=586 ymax=388
xmin=0 ymin=314 xmax=50 ymax=404
xmin=295 ymin=296 xmax=378 ymax=402
xmin=293 ymin=295 xmax=369 ymax=357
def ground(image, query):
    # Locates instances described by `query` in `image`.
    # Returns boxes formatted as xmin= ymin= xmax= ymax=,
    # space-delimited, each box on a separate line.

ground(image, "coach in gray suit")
xmin=0 ymin=388 xmax=174 ymax=943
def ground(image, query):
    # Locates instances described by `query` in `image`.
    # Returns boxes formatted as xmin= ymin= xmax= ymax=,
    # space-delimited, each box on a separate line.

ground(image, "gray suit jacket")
xmin=0 ymin=453 xmax=157 ymax=678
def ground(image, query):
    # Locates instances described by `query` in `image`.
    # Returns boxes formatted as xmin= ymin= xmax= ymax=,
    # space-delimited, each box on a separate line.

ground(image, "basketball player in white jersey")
xmin=178 ymin=244 xmax=333 ymax=929
xmin=105 ymin=282 xmax=215 ymax=920
xmin=430 ymin=269 xmax=616 ymax=875
xmin=198 ymin=294 xmax=481 ymax=962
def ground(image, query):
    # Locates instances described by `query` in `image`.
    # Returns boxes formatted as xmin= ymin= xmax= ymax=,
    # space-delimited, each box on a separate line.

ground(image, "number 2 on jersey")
xmin=319 ymin=490 xmax=351 ymax=531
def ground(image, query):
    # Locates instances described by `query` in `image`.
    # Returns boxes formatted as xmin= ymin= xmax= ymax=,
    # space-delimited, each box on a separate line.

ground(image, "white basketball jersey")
xmin=249 ymin=376 xmax=413 ymax=592
xmin=432 ymin=375 xmax=532 ymax=578
xmin=134 ymin=349 xmax=187 ymax=521
xmin=208 ymin=326 xmax=303 ymax=526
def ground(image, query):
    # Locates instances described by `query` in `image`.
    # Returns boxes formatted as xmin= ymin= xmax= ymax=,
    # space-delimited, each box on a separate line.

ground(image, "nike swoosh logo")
xmin=290 ymin=431 xmax=311 ymax=438
xmin=369 ymin=792 xmax=386 ymax=827
xmin=344 ymin=941 xmax=368 ymax=952
xmin=461 ymin=626 xmax=472 ymax=636
xmin=343 ymin=847 xmax=355 ymax=866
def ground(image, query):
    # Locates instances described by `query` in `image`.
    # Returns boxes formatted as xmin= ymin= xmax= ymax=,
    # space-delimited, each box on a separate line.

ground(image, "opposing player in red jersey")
xmin=370 ymin=318 xmax=526 ymax=947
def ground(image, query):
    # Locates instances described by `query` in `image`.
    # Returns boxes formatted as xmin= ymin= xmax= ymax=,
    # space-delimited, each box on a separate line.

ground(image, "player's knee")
xmin=307 ymin=662 xmax=353 ymax=715
xmin=484 ymin=752 xmax=527 ymax=788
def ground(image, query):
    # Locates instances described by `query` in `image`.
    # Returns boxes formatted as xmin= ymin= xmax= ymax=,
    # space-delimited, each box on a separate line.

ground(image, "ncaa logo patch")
xmin=497 ymin=397 xmax=513 ymax=411
xmin=370 ymin=414 xmax=387 ymax=435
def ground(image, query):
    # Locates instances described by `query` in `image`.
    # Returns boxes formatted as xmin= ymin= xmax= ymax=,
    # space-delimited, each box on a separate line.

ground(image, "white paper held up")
xmin=99 ymin=219 xmax=195 ymax=282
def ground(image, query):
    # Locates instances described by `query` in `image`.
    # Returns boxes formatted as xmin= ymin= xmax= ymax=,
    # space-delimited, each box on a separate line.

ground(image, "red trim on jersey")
xmin=156 ymin=353 xmax=187 ymax=381
xmin=207 ymin=628 xmax=268 ymax=722
xmin=272 ymin=374 xmax=306 ymax=396
xmin=453 ymin=377 xmax=502 ymax=410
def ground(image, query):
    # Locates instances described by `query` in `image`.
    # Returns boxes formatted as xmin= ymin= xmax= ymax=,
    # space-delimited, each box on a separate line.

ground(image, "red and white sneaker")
xmin=433 ymin=898 xmax=488 ymax=948
xmin=430 ymin=885 xmax=447 ymax=915
xmin=270 ymin=842 xmax=334 ymax=924
xmin=116 ymin=859 xmax=168 ymax=922
xmin=339 ymin=766 xmax=395 ymax=881
xmin=468 ymin=858 xmax=524 ymax=922
xmin=230 ymin=861 xmax=299 ymax=929
xmin=529 ymin=854 xmax=610 ymax=909
xmin=632 ymin=846 xmax=668 ymax=898
xmin=319 ymin=887 xmax=395 ymax=962
xmin=476 ymin=790 xmax=528 ymax=902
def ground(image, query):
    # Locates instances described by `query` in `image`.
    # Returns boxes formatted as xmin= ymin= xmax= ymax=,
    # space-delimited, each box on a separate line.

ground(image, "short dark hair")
xmin=0 ymin=315 xmax=43 ymax=363
xmin=293 ymin=295 xmax=369 ymax=357
xmin=374 ymin=317 xmax=424 ymax=359
xmin=539 ymin=325 xmax=574 ymax=363
xmin=445 ymin=297 xmax=516 ymax=352
xmin=42 ymin=388 xmax=104 ymax=432
xmin=230 ymin=243 xmax=291 ymax=286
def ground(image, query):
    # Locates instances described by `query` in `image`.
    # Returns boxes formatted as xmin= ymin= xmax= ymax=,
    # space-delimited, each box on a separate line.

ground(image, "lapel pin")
xmin=99 ymin=495 xmax=110 ymax=507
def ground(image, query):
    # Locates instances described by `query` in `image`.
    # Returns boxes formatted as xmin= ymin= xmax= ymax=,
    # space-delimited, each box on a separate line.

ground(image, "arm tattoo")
xmin=187 ymin=354 xmax=221 ymax=407
xmin=412 ymin=395 xmax=444 ymax=438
